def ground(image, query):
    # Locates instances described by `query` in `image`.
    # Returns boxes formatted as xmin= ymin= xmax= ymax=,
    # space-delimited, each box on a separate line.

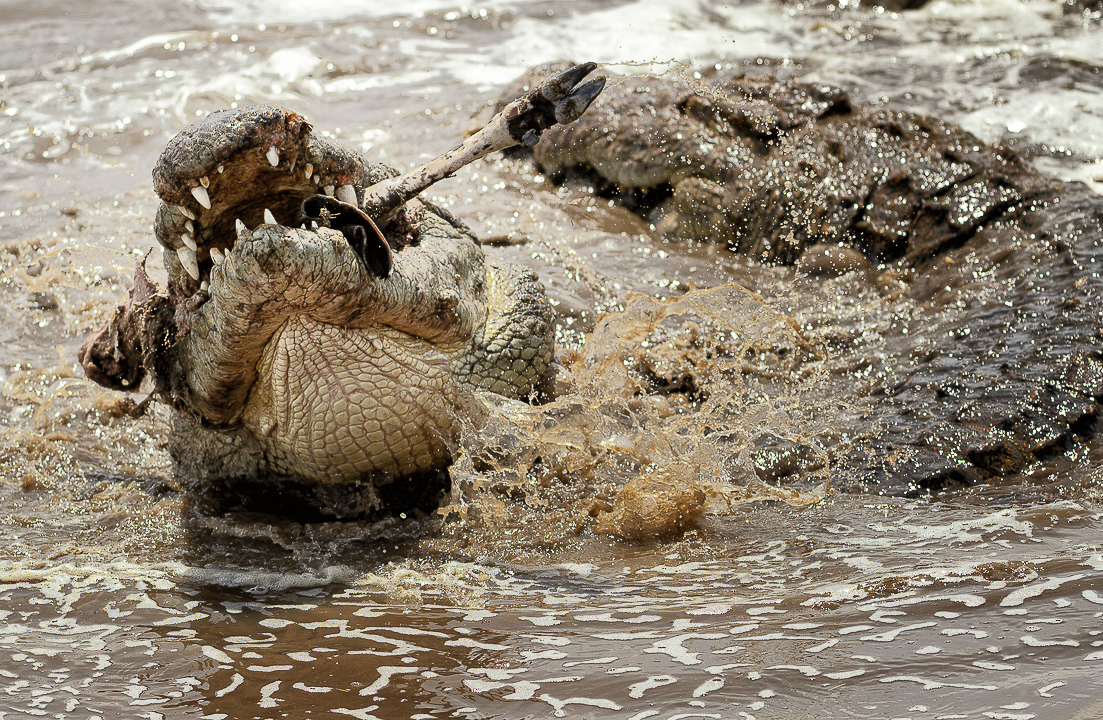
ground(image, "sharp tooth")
xmin=304 ymin=163 xmax=313 ymax=179
xmin=177 ymin=245 xmax=200 ymax=280
xmin=311 ymin=220 xmax=319 ymax=230
xmin=324 ymin=185 xmax=335 ymax=197
xmin=264 ymin=208 xmax=277 ymax=225
xmin=185 ymin=220 xmax=194 ymax=233
xmin=235 ymin=219 xmax=250 ymax=238
xmin=336 ymin=184 xmax=357 ymax=205
xmin=210 ymin=247 xmax=225 ymax=264
xmin=267 ymin=146 xmax=280 ymax=167
xmin=182 ymin=233 xmax=197 ymax=251
xmin=313 ymin=174 xmax=321 ymax=185
xmin=200 ymin=280 xmax=209 ymax=292
xmin=178 ymin=205 xmax=196 ymax=220
xmin=191 ymin=186 xmax=211 ymax=210
xmin=289 ymin=158 xmax=296 ymax=173
xmin=199 ymin=175 xmax=210 ymax=188
xmin=218 ymin=164 xmax=225 ymax=173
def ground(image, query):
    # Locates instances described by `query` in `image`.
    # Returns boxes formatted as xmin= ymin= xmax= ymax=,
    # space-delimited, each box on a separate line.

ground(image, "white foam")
xmin=258 ymin=680 xmax=282 ymax=708
xmin=465 ymin=678 xmax=508 ymax=693
xmin=908 ymin=0 xmax=1058 ymax=40
xmin=1037 ymin=682 xmax=1065 ymax=698
xmin=628 ymin=675 xmax=677 ymax=698
xmin=805 ymin=639 xmax=839 ymax=653
xmin=892 ymin=508 xmax=1035 ymax=545
xmin=416 ymin=0 xmax=798 ymax=91
xmin=1000 ymin=574 xmax=1086 ymax=607
xmin=943 ymin=628 xmax=990 ymax=639
xmin=249 ymin=46 xmax=323 ymax=84
xmin=880 ymin=675 xmax=999 ymax=691
xmin=643 ymin=634 xmax=727 ymax=665
xmin=214 ymin=673 xmax=244 ymax=698
xmin=861 ymin=622 xmax=938 ymax=643
xmin=536 ymin=693 xmax=622 ymax=717
xmin=1034 ymin=158 xmax=1103 ymax=196
xmin=332 ymin=708 xmax=385 ymax=720
xmin=693 ymin=676 xmax=725 ymax=697
xmin=768 ymin=665 xmax=821 ymax=677
xmin=360 ymin=666 xmax=422 ymax=696
xmin=293 ymin=682 xmax=333 ymax=693
xmin=960 ymin=91 xmax=1103 ymax=160
xmin=878 ymin=593 xmax=987 ymax=609
xmin=1020 ymin=635 xmax=1079 ymax=648
xmin=198 ymin=0 xmax=516 ymax=24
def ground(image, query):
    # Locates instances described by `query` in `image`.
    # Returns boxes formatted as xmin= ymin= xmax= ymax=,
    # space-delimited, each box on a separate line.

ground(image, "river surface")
xmin=3 ymin=0 xmax=1103 ymax=718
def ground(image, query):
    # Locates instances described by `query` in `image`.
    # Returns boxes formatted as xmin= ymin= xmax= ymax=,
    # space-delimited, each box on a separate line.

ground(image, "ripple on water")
xmin=1 ymin=499 xmax=1102 ymax=718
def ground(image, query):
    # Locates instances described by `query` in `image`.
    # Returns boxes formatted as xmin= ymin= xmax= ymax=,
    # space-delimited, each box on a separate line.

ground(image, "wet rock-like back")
xmin=513 ymin=71 xmax=1058 ymax=267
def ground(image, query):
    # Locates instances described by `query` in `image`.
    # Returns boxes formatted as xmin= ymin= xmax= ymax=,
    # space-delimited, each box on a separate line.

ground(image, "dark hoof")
xmin=300 ymin=195 xmax=393 ymax=278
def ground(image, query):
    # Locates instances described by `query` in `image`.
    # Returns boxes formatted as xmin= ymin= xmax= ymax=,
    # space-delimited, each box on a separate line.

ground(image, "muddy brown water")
xmin=4 ymin=0 xmax=1103 ymax=718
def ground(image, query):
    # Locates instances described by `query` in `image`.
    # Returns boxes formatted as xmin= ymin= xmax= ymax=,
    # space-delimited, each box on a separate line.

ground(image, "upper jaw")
xmin=148 ymin=64 xmax=610 ymax=296
xmin=151 ymin=105 xmax=372 ymax=292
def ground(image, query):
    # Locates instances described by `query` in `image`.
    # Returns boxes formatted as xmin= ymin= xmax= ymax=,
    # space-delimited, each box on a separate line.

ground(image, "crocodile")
xmin=78 ymin=63 xmax=605 ymax=519
xmin=502 ymin=64 xmax=1103 ymax=495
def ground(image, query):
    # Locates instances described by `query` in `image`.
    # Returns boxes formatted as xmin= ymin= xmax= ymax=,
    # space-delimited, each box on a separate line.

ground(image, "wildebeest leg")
xmin=359 ymin=62 xmax=605 ymax=222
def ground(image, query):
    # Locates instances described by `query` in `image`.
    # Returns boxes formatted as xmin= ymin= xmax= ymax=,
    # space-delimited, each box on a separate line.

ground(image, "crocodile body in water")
xmin=503 ymin=65 xmax=1103 ymax=495
xmin=78 ymin=64 xmax=605 ymax=518
xmin=78 ymin=60 xmax=1103 ymax=511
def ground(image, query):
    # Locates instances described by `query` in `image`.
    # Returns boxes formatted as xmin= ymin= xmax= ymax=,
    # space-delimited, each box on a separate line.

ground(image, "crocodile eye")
xmin=300 ymin=194 xmax=393 ymax=279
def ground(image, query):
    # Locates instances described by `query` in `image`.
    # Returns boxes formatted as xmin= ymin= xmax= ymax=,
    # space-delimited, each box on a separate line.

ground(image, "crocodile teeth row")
xmin=182 ymin=145 xmax=358 ymax=218
xmin=171 ymin=151 xmax=357 ymax=287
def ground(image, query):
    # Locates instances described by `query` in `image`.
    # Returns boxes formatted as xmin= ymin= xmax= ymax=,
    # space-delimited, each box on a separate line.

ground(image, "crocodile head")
xmin=150 ymin=105 xmax=397 ymax=298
